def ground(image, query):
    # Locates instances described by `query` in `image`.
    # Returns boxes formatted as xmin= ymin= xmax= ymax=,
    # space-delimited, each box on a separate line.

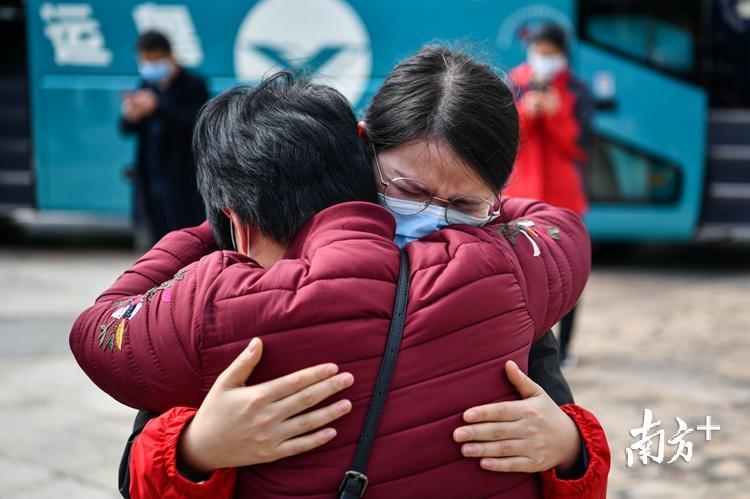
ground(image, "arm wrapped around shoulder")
xmin=496 ymin=197 xmax=591 ymax=340
xmin=69 ymin=222 xmax=219 ymax=412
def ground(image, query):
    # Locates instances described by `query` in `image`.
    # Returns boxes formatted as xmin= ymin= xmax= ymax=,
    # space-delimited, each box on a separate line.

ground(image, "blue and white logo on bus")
xmin=234 ymin=0 xmax=372 ymax=106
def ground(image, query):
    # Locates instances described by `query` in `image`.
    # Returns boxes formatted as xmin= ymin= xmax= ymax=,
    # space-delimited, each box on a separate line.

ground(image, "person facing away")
xmin=71 ymin=61 xmax=599 ymax=497
xmin=504 ymin=23 xmax=595 ymax=364
xmin=120 ymin=30 xmax=208 ymax=245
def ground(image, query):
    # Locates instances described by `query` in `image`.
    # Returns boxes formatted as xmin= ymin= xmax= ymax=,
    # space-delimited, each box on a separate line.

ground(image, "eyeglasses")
xmin=373 ymin=151 xmax=500 ymax=226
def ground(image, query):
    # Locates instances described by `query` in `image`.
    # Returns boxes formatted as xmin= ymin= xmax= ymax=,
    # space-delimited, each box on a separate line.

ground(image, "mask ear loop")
xmin=229 ymin=222 xmax=237 ymax=252
xmin=229 ymin=222 xmax=252 ymax=256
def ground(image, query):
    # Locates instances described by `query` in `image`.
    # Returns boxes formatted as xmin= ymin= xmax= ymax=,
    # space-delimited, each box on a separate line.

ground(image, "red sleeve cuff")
xmin=130 ymin=407 xmax=237 ymax=499
xmin=540 ymin=404 xmax=610 ymax=499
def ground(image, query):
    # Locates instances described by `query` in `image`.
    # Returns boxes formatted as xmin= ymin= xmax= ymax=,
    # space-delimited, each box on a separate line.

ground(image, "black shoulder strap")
xmin=339 ymin=249 xmax=411 ymax=499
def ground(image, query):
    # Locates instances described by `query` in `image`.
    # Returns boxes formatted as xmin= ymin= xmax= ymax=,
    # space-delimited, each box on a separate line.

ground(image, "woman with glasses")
xmin=373 ymin=149 xmax=502 ymax=247
xmin=107 ymin=46 xmax=609 ymax=498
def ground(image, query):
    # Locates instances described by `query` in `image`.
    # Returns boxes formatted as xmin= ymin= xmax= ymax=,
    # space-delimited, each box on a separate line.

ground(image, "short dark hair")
xmin=193 ymin=72 xmax=377 ymax=248
xmin=364 ymin=45 xmax=519 ymax=192
xmin=136 ymin=31 xmax=171 ymax=54
xmin=529 ymin=23 xmax=569 ymax=55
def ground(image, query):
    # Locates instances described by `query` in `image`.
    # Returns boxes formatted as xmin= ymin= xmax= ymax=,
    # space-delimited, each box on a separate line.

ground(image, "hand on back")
xmin=178 ymin=343 xmax=581 ymax=476
xmin=453 ymin=360 xmax=581 ymax=473
xmin=179 ymin=338 xmax=354 ymax=473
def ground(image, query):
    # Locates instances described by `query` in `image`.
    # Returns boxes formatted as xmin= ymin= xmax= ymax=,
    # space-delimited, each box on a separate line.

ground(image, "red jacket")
xmin=71 ymin=199 xmax=596 ymax=498
xmin=504 ymin=64 xmax=588 ymax=215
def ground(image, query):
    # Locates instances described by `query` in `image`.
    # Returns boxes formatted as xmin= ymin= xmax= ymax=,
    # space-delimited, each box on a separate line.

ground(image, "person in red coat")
xmin=71 ymin=48 xmax=609 ymax=498
xmin=504 ymin=24 xmax=594 ymax=365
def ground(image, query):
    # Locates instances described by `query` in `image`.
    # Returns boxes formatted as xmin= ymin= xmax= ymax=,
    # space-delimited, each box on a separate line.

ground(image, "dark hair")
xmin=136 ymin=31 xmax=171 ymax=54
xmin=193 ymin=72 xmax=377 ymax=248
xmin=529 ymin=23 xmax=569 ymax=55
xmin=363 ymin=45 xmax=519 ymax=192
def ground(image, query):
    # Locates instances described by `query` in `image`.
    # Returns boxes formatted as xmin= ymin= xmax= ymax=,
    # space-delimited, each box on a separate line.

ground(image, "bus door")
xmin=698 ymin=0 xmax=750 ymax=240
xmin=575 ymin=0 xmax=708 ymax=241
xmin=0 ymin=0 xmax=32 ymax=213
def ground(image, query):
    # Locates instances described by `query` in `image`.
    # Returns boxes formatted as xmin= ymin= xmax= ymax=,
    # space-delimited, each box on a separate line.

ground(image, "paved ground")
xmin=0 ymin=243 xmax=748 ymax=498
xmin=569 ymin=245 xmax=750 ymax=499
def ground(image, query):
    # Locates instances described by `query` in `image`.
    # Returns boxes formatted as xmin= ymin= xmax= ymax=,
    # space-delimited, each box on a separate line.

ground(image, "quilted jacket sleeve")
xmin=69 ymin=222 xmax=220 ymax=412
xmin=129 ymin=407 xmax=237 ymax=499
xmin=540 ymin=404 xmax=611 ymax=498
xmin=498 ymin=197 xmax=591 ymax=340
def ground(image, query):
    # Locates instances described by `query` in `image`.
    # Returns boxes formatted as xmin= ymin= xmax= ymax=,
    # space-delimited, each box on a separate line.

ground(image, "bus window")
xmin=587 ymin=135 xmax=681 ymax=204
xmin=578 ymin=0 xmax=702 ymax=81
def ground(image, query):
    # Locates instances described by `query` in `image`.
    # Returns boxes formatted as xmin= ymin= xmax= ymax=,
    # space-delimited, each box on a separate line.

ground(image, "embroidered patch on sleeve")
xmin=497 ymin=220 xmax=560 ymax=257
xmin=114 ymin=320 xmax=125 ymax=350
xmin=112 ymin=301 xmax=143 ymax=320
xmin=142 ymin=269 xmax=186 ymax=303
xmin=97 ymin=269 xmax=188 ymax=351
xmin=98 ymin=300 xmax=143 ymax=351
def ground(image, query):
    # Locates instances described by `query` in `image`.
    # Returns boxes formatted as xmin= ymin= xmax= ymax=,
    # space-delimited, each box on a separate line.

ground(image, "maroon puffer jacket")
xmin=70 ymin=198 xmax=590 ymax=498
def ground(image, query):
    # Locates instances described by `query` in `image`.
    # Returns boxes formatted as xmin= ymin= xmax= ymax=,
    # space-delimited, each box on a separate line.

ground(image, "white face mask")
xmin=527 ymin=50 xmax=567 ymax=82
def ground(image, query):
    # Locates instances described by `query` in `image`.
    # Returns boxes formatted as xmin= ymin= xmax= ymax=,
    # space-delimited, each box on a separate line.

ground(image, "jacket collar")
xmin=283 ymin=201 xmax=396 ymax=259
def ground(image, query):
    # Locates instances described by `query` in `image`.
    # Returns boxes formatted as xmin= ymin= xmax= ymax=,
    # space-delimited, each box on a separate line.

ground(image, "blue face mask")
xmin=378 ymin=193 xmax=494 ymax=248
xmin=378 ymin=194 xmax=450 ymax=248
xmin=139 ymin=59 xmax=171 ymax=85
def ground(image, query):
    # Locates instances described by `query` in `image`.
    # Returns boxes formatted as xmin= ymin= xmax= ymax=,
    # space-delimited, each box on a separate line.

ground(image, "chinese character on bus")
xmin=132 ymin=3 xmax=203 ymax=68
xmin=39 ymin=2 xmax=112 ymax=67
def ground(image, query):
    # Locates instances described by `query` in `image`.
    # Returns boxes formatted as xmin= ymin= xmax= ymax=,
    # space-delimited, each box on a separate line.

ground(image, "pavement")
xmin=0 ymin=242 xmax=748 ymax=498
xmin=568 ymin=245 xmax=750 ymax=499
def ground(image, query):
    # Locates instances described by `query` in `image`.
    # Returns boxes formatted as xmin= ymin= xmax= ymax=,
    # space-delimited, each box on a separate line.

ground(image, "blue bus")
xmin=1 ymin=0 xmax=748 ymax=241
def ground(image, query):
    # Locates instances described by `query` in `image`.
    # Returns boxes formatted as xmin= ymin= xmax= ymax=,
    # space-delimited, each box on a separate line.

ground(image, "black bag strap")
xmin=339 ymin=249 xmax=411 ymax=499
